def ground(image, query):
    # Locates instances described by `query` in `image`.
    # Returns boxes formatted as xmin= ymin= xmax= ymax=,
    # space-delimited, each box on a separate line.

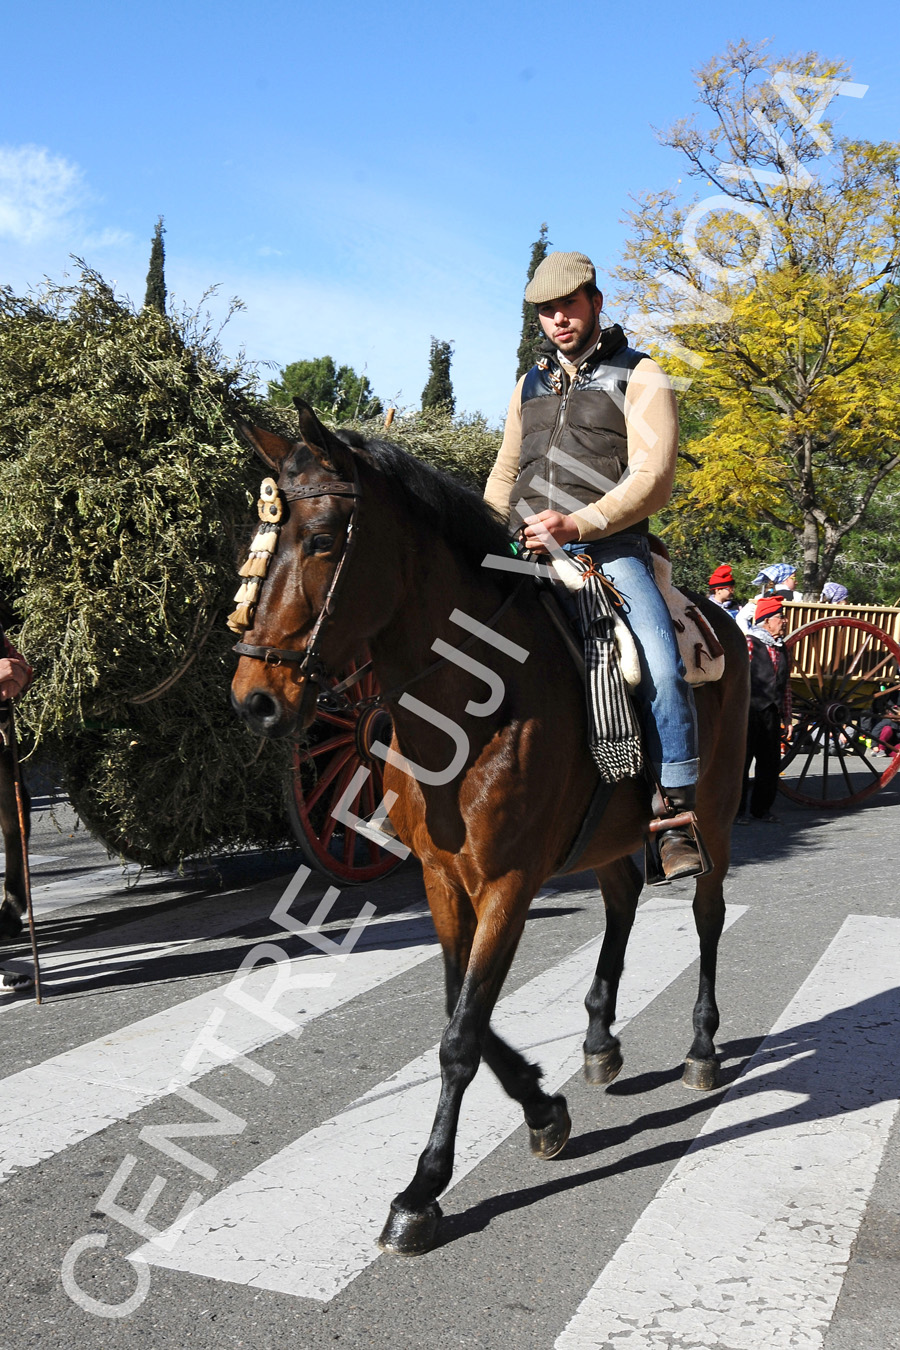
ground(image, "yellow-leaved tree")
xmin=617 ymin=39 xmax=900 ymax=595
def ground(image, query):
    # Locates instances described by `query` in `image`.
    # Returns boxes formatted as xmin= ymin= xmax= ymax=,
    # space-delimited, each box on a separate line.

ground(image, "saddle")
xmin=649 ymin=538 xmax=725 ymax=686
xmin=539 ymin=535 xmax=725 ymax=690
xmin=538 ymin=548 xmax=715 ymax=883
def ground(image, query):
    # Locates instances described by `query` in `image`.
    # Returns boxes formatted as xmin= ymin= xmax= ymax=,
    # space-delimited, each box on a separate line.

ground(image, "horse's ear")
xmin=237 ymin=422 xmax=292 ymax=472
xmin=292 ymin=397 xmax=356 ymax=479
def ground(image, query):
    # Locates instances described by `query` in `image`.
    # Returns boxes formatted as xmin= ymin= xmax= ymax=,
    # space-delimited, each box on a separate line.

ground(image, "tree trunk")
xmin=801 ymin=510 xmax=821 ymax=596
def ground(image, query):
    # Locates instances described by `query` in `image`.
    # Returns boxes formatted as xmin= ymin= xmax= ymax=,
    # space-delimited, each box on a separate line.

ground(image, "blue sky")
xmin=2 ymin=1 xmax=898 ymax=422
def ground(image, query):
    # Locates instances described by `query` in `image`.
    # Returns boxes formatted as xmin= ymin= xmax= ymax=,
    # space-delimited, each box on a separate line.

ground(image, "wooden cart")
xmin=286 ymin=659 xmax=404 ymax=885
xmin=779 ymin=600 xmax=900 ymax=808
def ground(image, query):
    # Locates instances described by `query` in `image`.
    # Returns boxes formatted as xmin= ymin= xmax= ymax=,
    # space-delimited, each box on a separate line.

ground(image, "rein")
xmin=229 ymin=468 xmax=528 ymax=711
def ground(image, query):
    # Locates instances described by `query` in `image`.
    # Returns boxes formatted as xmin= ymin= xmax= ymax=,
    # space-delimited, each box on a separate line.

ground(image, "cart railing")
xmin=782 ymin=601 xmax=900 ymax=684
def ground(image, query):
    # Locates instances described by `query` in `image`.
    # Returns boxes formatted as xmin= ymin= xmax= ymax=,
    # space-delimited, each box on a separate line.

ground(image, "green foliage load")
xmin=421 ymin=338 xmax=455 ymax=414
xmin=143 ymin=216 xmax=167 ymax=315
xmin=516 ymin=223 xmax=550 ymax=380
xmin=0 ymin=269 xmax=290 ymax=866
xmin=268 ymin=355 xmax=382 ymax=421
xmin=347 ymin=406 xmax=501 ymax=492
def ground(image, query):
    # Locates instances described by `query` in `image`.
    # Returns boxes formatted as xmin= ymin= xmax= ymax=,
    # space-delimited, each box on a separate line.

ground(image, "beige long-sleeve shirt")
xmin=483 ymin=353 xmax=679 ymax=541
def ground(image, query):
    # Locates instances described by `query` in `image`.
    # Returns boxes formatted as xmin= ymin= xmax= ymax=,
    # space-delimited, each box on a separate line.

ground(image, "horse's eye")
xmin=311 ymin=534 xmax=334 ymax=552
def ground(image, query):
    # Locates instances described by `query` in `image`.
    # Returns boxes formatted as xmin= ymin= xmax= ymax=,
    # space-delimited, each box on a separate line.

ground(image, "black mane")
xmin=335 ymin=429 xmax=516 ymax=579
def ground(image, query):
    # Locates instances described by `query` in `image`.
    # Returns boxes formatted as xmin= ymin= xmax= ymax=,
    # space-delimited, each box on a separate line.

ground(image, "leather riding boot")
xmin=654 ymin=785 xmax=709 ymax=882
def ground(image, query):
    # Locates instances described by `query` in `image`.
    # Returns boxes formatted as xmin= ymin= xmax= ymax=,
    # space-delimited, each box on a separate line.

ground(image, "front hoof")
xmin=377 ymin=1199 xmax=443 ymax=1256
xmin=682 ymin=1056 xmax=720 ymax=1091
xmin=529 ymin=1095 xmax=571 ymax=1159
xmin=584 ymin=1047 xmax=623 ymax=1085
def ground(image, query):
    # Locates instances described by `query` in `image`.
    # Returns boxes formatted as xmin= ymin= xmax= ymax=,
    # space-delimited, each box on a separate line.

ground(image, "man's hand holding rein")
xmin=521 ymin=510 xmax=580 ymax=554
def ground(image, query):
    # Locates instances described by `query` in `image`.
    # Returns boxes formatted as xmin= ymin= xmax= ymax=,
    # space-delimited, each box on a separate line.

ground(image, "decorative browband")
xmin=227 ymin=477 xmax=283 ymax=635
xmin=227 ymin=476 xmax=360 ymax=637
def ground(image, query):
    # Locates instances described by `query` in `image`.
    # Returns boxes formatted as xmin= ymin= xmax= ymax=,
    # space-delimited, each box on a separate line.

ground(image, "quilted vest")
xmin=516 ymin=325 xmax=650 ymax=532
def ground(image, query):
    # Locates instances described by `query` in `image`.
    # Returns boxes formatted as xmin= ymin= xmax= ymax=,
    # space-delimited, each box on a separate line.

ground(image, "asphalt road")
xmin=1 ymin=780 xmax=899 ymax=1350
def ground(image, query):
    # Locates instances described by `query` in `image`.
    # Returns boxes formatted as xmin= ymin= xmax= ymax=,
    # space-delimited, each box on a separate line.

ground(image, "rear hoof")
xmin=682 ymin=1056 xmax=720 ymax=1091
xmin=377 ymin=1199 xmax=442 ymax=1256
xmin=584 ymin=1047 xmax=623 ymax=1085
xmin=529 ymin=1096 xmax=571 ymax=1159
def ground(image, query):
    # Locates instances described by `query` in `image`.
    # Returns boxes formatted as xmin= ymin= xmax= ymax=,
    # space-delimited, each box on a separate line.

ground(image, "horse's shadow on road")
xmin=437 ymin=985 xmax=900 ymax=1248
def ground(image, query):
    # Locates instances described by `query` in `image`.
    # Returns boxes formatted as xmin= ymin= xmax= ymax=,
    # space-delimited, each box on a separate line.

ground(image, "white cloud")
xmin=82 ymin=226 xmax=133 ymax=249
xmin=0 ymin=144 xmax=85 ymax=244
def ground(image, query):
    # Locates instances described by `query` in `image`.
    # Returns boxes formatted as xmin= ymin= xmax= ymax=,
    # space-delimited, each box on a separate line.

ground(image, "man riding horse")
xmin=484 ymin=250 xmax=704 ymax=881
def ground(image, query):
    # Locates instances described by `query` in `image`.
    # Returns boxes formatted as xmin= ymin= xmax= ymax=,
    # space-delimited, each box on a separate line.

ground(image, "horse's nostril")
xmin=247 ymin=691 xmax=278 ymax=722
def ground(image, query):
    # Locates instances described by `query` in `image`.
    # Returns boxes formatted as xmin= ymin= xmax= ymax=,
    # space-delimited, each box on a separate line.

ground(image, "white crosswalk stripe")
xmin=0 ymin=905 xmax=440 ymax=1180
xmin=29 ymin=862 xmax=143 ymax=917
xmin=138 ymin=895 xmax=746 ymax=1299
xmin=555 ymin=914 xmax=900 ymax=1350
xmin=2 ymin=862 xmax=898 ymax=1346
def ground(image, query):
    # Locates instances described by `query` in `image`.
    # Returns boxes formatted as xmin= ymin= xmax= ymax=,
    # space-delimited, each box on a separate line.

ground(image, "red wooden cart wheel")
xmin=286 ymin=662 xmax=404 ymax=884
xmin=779 ymin=617 xmax=900 ymax=809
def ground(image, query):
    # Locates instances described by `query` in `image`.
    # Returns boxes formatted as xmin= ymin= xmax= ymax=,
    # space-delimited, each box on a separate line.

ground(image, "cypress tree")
xmin=515 ymin=223 xmax=550 ymax=379
xmin=421 ymin=338 xmax=455 ymax=413
xmin=143 ymin=216 xmax=167 ymax=314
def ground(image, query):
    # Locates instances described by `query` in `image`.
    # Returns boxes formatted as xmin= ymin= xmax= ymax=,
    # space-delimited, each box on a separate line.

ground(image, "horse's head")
xmin=230 ymin=401 xmax=371 ymax=739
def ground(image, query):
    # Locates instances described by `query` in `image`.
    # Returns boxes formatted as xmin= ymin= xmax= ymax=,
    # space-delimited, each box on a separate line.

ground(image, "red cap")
xmin=708 ymin=565 xmax=734 ymax=588
xmin=755 ymin=595 xmax=784 ymax=622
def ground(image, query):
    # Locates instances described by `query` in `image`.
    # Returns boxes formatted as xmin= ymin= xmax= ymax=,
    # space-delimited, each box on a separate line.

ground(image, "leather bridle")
xmin=232 ymin=470 xmax=361 ymax=693
xmin=232 ymin=462 xmax=529 ymax=713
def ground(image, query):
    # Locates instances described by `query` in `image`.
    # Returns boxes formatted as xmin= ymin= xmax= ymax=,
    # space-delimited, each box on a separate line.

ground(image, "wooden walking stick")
xmin=0 ymin=698 xmax=42 ymax=1004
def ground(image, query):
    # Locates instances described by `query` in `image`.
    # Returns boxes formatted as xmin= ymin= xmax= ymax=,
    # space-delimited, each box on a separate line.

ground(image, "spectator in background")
xmin=868 ymin=692 xmax=900 ymax=757
xmin=707 ymin=564 xmax=740 ymax=619
xmin=739 ymin=594 xmax=792 ymax=823
xmin=736 ymin=563 xmax=798 ymax=632
xmin=820 ymin=582 xmax=849 ymax=604
xmin=769 ymin=563 xmax=799 ymax=600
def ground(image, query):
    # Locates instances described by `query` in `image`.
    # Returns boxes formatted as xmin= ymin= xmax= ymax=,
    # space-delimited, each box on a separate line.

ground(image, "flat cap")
xmin=524 ymin=251 xmax=596 ymax=304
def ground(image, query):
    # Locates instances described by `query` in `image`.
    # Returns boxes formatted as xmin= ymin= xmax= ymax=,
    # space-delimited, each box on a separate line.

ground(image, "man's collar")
xmin=749 ymin=624 xmax=784 ymax=648
xmin=539 ymin=323 xmax=628 ymax=372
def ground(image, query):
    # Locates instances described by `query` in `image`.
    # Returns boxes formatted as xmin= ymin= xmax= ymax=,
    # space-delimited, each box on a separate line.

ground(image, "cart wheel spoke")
xmin=305 ymin=746 xmax=356 ymax=811
xmin=318 ymin=758 xmax=359 ymax=848
xmin=856 ymin=748 xmax=885 ymax=782
xmin=794 ymin=729 xmax=823 ymax=789
xmin=833 ymin=737 xmax=857 ymax=797
xmin=301 ymin=733 xmax=355 ymax=760
xmin=316 ymin=709 xmax=357 ymax=731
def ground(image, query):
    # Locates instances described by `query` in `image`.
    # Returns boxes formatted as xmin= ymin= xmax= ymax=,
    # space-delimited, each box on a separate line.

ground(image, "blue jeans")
xmin=562 ymin=534 xmax=698 ymax=788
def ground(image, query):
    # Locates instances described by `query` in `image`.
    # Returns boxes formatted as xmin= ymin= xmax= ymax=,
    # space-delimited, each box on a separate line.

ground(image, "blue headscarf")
xmin=752 ymin=563 xmax=796 ymax=588
xmin=820 ymin=582 xmax=849 ymax=603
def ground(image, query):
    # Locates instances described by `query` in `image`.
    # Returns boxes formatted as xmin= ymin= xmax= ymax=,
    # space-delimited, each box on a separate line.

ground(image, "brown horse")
xmin=230 ymin=404 xmax=748 ymax=1257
